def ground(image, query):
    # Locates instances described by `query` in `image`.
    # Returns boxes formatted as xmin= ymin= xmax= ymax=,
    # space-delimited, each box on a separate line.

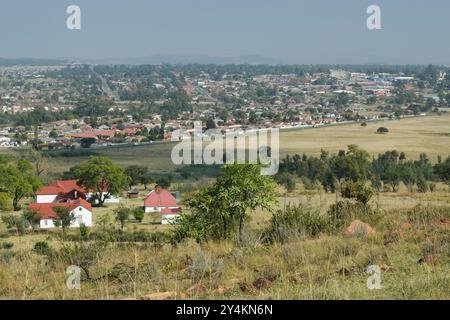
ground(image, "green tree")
xmin=53 ymin=206 xmax=75 ymax=235
xmin=23 ymin=208 xmax=41 ymax=230
xmin=341 ymin=180 xmax=374 ymax=205
xmin=416 ymin=176 xmax=428 ymax=193
xmin=80 ymin=137 xmax=96 ymax=148
xmin=132 ymin=207 xmax=145 ymax=223
xmin=155 ymin=178 xmax=171 ymax=189
xmin=49 ymin=129 xmax=58 ymax=139
xmin=184 ymin=163 xmax=277 ymax=242
xmin=114 ymin=206 xmax=130 ymax=231
xmin=0 ymin=160 xmax=42 ymax=211
xmin=0 ymin=193 xmax=13 ymax=211
xmin=275 ymin=172 xmax=296 ymax=193
xmin=124 ymin=165 xmax=148 ymax=187
xmin=377 ymin=127 xmax=389 ymax=134
xmin=75 ymin=157 xmax=131 ymax=207
xmin=140 ymin=172 xmax=154 ymax=190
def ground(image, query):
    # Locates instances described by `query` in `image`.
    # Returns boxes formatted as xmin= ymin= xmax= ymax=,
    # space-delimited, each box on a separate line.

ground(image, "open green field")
xmin=1 ymin=115 xmax=449 ymax=179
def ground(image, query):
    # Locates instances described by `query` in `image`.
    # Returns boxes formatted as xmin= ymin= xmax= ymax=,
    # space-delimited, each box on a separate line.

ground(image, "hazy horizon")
xmin=1 ymin=0 xmax=449 ymax=65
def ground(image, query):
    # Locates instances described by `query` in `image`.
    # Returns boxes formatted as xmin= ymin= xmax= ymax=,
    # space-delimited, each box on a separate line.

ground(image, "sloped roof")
xmin=29 ymin=199 xmax=92 ymax=220
xmin=144 ymin=188 xmax=178 ymax=208
xmin=36 ymin=180 xmax=85 ymax=196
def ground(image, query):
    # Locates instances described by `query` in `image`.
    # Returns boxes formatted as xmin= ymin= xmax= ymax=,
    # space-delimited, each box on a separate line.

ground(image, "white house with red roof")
xmin=36 ymin=180 xmax=87 ymax=204
xmin=36 ymin=180 xmax=120 ymax=204
xmin=28 ymin=199 xmax=92 ymax=229
xmin=144 ymin=186 xmax=181 ymax=224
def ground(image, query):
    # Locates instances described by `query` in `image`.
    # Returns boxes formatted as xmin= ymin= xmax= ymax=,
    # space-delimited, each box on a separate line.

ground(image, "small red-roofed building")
xmin=28 ymin=199 xmax=92 ymax=229
xmin=144 ymin=186 xmax=181 ymax=224
xmin=144 ymin=186 xmax=179 ymax=213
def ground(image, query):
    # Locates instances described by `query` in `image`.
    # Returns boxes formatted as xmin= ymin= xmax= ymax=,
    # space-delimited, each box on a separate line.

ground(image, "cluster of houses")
xmin=28 ymin=180 xmax=181 ymax=230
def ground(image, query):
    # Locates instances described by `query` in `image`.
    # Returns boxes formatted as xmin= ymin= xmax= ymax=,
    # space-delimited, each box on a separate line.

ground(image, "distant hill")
xmin=0 ymin=58 xmax=67 ymax=67
xmin=75 ymin=54 xmax=285 ymax=66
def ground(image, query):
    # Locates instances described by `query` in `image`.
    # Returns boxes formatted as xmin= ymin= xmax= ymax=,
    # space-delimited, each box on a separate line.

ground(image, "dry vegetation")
xmin=0 ymin=181 xmax=449 ymax=300
xmin=0 ymin=115 xmax=449 ymax=300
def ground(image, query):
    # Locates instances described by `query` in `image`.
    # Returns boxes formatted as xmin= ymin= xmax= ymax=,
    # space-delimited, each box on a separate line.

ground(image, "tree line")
xmin=277 ymin=145 xmax=450 ymax=194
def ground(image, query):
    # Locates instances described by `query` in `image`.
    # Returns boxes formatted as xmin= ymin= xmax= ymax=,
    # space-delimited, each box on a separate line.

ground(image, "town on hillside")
xmin=0 ymin=65 xmax=448 ymax=149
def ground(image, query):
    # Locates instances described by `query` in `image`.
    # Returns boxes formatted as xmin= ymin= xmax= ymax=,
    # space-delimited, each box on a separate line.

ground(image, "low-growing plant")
xmin=407 ymin=205 xmax=450 ymax=226
xmin=264 ymin=204 xmax=332 ymax=243
xmin=33 ymin=241 xmax=53 ymax=256
xmin=0 ymin=242 xmax=14 ymax=250
xmin=132 ymin=207 xmax=145 ymax=223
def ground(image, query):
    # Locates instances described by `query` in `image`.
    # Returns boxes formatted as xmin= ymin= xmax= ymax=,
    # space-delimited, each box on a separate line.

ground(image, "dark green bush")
xmin=33 ymin=241 xmax=53 ymax=256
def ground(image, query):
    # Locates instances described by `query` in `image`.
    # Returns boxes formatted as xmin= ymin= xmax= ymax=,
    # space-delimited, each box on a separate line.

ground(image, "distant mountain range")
xmin=72 ymin=54 xmax=286 ymax=65
xmin=1 ymin=55 xmax=448 ymax=67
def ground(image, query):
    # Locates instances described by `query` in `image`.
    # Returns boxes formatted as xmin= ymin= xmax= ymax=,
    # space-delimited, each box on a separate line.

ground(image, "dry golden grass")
xmin=279 ymin=115 xmax=450 ymax=161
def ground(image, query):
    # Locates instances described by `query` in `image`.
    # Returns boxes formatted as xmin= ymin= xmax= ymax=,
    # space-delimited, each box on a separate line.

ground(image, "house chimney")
xmin=155 ymin=185 xmax=161 ymax=194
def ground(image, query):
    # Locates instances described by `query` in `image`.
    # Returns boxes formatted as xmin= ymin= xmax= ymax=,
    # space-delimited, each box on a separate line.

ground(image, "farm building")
xmin=28 ymin=199 xmax=93 ymax=229
xmin=35 ymin=180 xmax=120 ymax=204
xmin=127 ymin=188 xmax=140 ymax=199
xmin=144 ymin=186 xmax=181 ymax=223
xmin=144 ymin=186 xmax=179 ymax=213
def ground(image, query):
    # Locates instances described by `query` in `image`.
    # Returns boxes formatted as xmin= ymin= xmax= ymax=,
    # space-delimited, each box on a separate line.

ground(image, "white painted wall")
xmin=36 ymin=195 xmax=58 ymax=203
xmin=144 ymin=206 xmax=178 ymax=213
xmin=161 ymin=214 xmax=181 ymax=225
xmin=86 ymin=192 xmax=120 ymax=204
xmin=39 ymin=206 xmax=92 ymax=229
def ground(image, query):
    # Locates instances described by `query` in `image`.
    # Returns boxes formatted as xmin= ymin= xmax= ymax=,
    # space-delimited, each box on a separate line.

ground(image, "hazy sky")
xmin=1 ymin=0 xmax=449 ymax=64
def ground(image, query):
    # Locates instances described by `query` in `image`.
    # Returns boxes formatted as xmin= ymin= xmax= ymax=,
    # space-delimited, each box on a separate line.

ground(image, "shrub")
xmin=275 ymin=172 xmax=296 ymax=193
xmin=34 ymin=241 xmax=53 ymax=256
xmin=79 ymin=223 xmax=89 ymax=238
xmin=341 ymin=180 xmax=374 ymax=205
xmin=377 ymin=127 xmax=389 ymax=134
xmin=327 ymin=200 xmax=380 ymax=229
xmin=263 ymin=204 xmax=332 ymax=243
xmin=416 ymin=176 xmax=428 ymax=193
xmin=0 ymin=193 xmax=13 ymax=211
xmin=1 ymin=215 xmax=25 ymax=235
xmin=301 ymin=176 xmax=317 ymax=190
xmin=0 ymin=242 xmax=14 ymax=250
xmin=132 ymin=207 xmax=145 ymax=223
xmin=186 ymin=247 xmax=223 ymax=284
xmin=407 ymin=205 xmax=450 ymax=226
xmin=173 ymin=213 xmax=211 ymax=243
xmin=114 ymin=206 xmax=130 ymax=231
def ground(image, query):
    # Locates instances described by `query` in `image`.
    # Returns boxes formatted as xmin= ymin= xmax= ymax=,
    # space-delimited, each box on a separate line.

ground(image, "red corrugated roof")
xmin=36 ymin=180 xmax=85 ymax=195
xmin=29 ymin=199 xmax=92 ymax=220
xmin=144 ymin=188 xmax=178 ymax=208
xmin=70 ymin=132 xmax=98 ymax=139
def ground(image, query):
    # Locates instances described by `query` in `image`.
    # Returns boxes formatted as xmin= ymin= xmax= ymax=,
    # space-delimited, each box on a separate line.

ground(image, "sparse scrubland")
xmin=0 ymin=200 xmax=448 ymax=300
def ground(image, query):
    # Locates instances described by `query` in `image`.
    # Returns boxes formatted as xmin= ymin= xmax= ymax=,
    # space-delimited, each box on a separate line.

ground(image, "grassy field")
xmin=279 ymin=115 xmax=450 ymax=160
xmin=0 ymin=186 xmax=449 ymax=300
xmin=0 ymin=114 xmax=449 ymax=299
xmin=2 ymin=114 xmax=449 ymax=180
